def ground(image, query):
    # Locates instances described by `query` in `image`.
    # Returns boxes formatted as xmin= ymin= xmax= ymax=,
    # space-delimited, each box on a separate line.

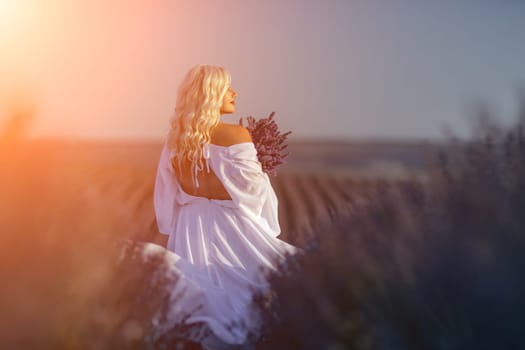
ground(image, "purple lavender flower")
xmin=239 ymin=112 xmax=292 ymax=176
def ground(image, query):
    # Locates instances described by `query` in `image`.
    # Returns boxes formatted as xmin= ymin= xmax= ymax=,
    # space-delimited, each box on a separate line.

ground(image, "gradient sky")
xmin=0 ymin=0 xmax=524 ymax=141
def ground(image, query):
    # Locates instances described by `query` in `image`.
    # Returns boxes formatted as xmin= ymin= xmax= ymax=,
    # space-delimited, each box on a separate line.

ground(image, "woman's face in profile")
xmin=220 ymin=86 xmax=237 ymax=114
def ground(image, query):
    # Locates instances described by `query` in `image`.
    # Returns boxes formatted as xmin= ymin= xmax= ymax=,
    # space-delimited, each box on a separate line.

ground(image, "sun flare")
xmin=0 ymin=0 xmax=16 ymax=22
xmin=0 ymin=0 xmax=26 ymax=42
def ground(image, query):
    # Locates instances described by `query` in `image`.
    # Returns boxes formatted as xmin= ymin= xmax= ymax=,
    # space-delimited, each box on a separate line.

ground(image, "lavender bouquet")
xmin=239 ymin=111 xmax=292 ymax=176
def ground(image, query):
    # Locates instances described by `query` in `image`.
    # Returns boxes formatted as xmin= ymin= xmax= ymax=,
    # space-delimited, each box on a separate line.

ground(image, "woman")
xmin=151 ymin=64 xmax=299 ymax=349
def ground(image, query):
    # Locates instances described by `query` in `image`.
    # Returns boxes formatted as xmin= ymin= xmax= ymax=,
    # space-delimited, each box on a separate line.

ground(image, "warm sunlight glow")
xmin=0 ymin=0 xmax=18 ymax=26
xmin=0 ymin=0 xmax=45 ymax=48
xmin=0 ymin=0 xmax=33 ymax=47
xmin=0 ymin=0 xmax=11 ymax=14
xmin=0 ymin=0 xmax=43 ymax=131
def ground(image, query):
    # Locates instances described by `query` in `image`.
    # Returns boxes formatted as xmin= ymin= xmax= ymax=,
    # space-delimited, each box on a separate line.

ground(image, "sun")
xmin=0 ymin=0 xmax=37 ymax=29
xmin=0 ymin=0 xmax=20 ymax=36
xmin=0 ymin=0 xmax=14 ymax=20
xmin=0 ymin=0 xmax=39 ymax=44
xmin=0 ymin=0 xmax=41 ymax=92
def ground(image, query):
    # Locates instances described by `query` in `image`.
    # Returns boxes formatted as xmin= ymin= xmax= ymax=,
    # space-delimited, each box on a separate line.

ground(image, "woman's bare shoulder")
xmin=211 ymin=123 xmax=252 ymax=146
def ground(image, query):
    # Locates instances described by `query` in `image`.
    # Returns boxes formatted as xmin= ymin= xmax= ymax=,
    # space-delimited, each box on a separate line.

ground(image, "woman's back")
xmin=153 ymin=120 xmax=299 ymax=349
xmin=150 ymin=64 xmax=300 ymax=349
xmin=172 ymin=123 xmax=252 ymax=200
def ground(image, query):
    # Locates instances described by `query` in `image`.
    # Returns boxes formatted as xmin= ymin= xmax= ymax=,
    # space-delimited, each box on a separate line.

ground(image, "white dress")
xmin=147 ymin=141 xmax=299 ymax=349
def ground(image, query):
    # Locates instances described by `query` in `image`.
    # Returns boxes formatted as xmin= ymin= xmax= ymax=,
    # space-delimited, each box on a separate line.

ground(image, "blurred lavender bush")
xmin=0 ymin=121 xmax=202 ymax=349
xmin=254 ymin=97 xmax=525 ymax=349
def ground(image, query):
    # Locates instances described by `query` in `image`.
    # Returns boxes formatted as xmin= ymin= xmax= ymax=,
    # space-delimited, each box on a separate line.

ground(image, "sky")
xmin=0 ymin=0 xmax=524 ymax=141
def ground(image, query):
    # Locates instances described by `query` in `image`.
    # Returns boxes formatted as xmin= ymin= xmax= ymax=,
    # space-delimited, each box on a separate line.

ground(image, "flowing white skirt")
xmin=142 ymin=197 xmax=299 ymax=349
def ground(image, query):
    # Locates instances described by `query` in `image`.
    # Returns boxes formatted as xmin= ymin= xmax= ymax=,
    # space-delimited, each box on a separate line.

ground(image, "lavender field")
xmin=2 ymin=123 xmax=524 ymax=349
xmin=0 ymin=137 xmax=430 ymax=347
xmin=9 ymin=138 xmax=431 ymax=243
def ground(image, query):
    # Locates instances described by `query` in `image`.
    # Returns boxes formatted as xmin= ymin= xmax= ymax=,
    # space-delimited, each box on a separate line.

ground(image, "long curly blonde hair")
xmin=167 ymin=64 xmax=231 ymax=187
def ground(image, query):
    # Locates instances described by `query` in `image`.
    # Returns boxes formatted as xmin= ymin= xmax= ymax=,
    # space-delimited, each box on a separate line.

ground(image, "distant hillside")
xmin=282 ymin=139 xmax=436 ymax=178
xmin=25 ymin=138 xmax=438 ymax=179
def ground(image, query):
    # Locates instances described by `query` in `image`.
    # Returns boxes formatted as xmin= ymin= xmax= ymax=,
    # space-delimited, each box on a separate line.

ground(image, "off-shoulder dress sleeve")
xmin=153 ymin=142 xmax=180 ymax=236
xmin=207 ymin=142 xmax=281 ymax=237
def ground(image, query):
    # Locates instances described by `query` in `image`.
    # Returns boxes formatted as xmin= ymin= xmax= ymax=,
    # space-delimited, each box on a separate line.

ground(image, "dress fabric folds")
xmin=150 ymin=141 xmax=299 ymax=349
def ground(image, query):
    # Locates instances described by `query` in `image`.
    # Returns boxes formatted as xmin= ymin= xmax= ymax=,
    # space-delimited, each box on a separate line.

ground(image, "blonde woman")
xmin=152 ymin=64 xmax=298 ymax=349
